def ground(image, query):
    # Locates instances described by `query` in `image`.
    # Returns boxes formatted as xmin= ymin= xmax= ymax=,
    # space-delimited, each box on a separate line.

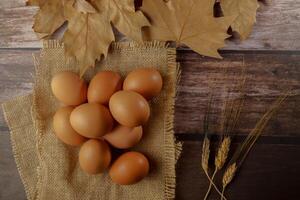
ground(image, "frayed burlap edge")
xmin=164 ymin=50 xmax=183 ymax=199
xmin=33 ymin=40 xmax=182 ymax=200
xmin=32 ymin=53 xmax=44 ymax=200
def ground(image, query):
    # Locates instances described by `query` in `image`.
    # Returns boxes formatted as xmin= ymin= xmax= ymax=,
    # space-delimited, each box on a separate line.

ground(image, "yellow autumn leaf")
xmin=63 ymin=0 xmax=149 ymax=75
xmin=28 ymin=0 xmax=149 ymax=75
xmin=32 ymin=0 xmax=65 ymax=38
xmin=73 ymin=0 xmax=97 ymax=14
xmin=110 ymin=0 xmax=150 ymax=42
xmin=221 ymin=0 xmax=259 ymax=40
xmin=141 ymin=0 xmax=235 ymax=58
xmin=63 ymin=0 xmax=115 ymax=76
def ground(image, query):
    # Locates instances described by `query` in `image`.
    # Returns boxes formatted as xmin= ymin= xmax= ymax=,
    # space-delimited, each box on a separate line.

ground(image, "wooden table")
xmin=1 ymin=1 xmax=300 ymax=199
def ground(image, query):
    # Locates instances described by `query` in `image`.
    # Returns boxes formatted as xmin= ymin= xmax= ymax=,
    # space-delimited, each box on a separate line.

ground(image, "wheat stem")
xmin=229 ymin=93 xmax=289 ymax=167
xmin=221 ymin=187 xmax=225 ymax=200
xmin=202 ymin=137 xmax=226 ymax=200
xmin=203 ymin=170 xmax=228 ymax=200
xmin=204 ymin=168 xmax=217 ymax=200
xmin=221 ymin=93 xmax=288 ymax=198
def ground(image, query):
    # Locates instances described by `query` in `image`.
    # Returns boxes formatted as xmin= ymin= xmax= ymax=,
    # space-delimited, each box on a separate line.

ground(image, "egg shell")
xmin=123 ymin=68 xmax=163 ymax=100
xmin=104 ymin=125 xmax=143 ymax=149
xmin=109 ymin=151 xmax=149 ymax=185
xmin=51 ymin=71 xmax=87 ymax=106
xmin=109 ymin=91 xmax=150 ymax=127
xmin=79 ymin=139 xmax=111 ymax=174
xmin=53 ymin=106 xmax=87 ymax=146
xmin=70 ymin=103 xmax=113 ymax=138
xmin=88 ymin=71 xmax=122 ymax=105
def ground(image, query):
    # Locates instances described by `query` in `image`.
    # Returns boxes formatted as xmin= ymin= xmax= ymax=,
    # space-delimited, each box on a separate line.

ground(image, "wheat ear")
xmin=204 ymin=136 xmax=231 ymax=200
xmin=215 ymin=137 xmax=231 ymax=170
xmin=221 ymin=163 xmax=237 ymax=200
xmin=201 ymin=136 xmax=210 ymax=172
xmin=202 ymin=89 xmax=214 ymax=173
xmin=221 ymin=93 xmax=288 ymax=199
xmin=201 ymin=137 xmax=210 ymax=173
xmin=202 ymin=137 xmax=227 ymax=200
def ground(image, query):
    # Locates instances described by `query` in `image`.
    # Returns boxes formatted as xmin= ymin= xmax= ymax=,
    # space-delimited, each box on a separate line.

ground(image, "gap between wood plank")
xmin=1 ymin=48 xmax=300 ymax=55
xmin=175 ymin=133 xmax=300 ymax=145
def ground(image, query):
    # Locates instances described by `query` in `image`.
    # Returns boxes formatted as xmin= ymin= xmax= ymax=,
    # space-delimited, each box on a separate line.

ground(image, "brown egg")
xmin=53 ymin=106 xmax=87 ymax=146
xmin=88 ymin=71 xmax=122 ymax=105
xmin=51 ymin=71 xmax=87 ymax=106
xmin=109 ymin=151 xmax=149 ymax=185
xmin=70 ymin=103 xmax=113 ymax=138
xmin=109 ymin=91 xmax=150 ymax=127
xmin=104 ymin=125 xmax=143 ymax=149
xmin=123 ymin=68 xmax=163 ymax=99
xmin=79 ymin=139 xmax=111 ymax=174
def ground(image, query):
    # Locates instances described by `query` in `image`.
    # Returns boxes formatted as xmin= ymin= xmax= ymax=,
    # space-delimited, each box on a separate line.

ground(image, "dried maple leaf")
xmin=32 ymin=0 xmax=65 ymax=38
xmin=110 ymin=0 xmax=150 ymax=42
xmin=221 ymin=0 xmax=259 ymax=40
xmin=63 ymin=0 xmax=115 ymax=76
xmin=63 ymin=0 xmax=149 ymax=75
xmin=141 ymin=0 xmax=235 ymax=58
xmin=73 ymin=0 xmax=97 ymax=13
xmin=27 ymin=0 xmax=149 ymax=75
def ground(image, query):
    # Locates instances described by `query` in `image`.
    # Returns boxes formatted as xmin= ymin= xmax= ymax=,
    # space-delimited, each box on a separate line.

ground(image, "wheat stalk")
xmin=203 ymin=168 xmax=228 ymax=200
xmin=201 ymin=91 xmax=213 ymax=196
xmin=201 ymin=89 xmax=214 ymax=173
xmin=204 ymin=136 xmax=231 ymax=200
xmin=204 ymin=68 xmax=246 ymax=200
xmin=202 ymin=136 xmax=228 ymax=200
xmin=220 ymin=93 xmax=289 ymax=199
xmin=201 ymin=87 xmax=229 ymax=200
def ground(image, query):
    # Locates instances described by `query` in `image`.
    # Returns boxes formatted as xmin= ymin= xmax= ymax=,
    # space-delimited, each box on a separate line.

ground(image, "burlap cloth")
xmin=2 ymin=40 xmax=182 ymax=200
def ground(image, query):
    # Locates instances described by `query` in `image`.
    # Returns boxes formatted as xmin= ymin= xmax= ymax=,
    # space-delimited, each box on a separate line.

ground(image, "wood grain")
xmin=0 ymin=49 xmax=35 ymax=129
xmin=0 ymin=1 xmax=39 ymax=48
xmin=2 ymin=139 xmax=300 ymax=200
xmin=175 ymin=50 xmax=300 ymax=136
xmin=1 ymin=0 xmax=300 ymax=198
xmin=0 ymin=49 xmax=299 ymax=136
xmin=0 ymin=44 xmax=30 ymax=200
xmin=0 ymin=133 xmax=26 ymax=200
xmin=0 ymin=42 xmax=299 ymax=200
xmin=176 ymin=141 xmax=300 ymax=200
xmin=0 ymin=0 xmax=300 ymax=50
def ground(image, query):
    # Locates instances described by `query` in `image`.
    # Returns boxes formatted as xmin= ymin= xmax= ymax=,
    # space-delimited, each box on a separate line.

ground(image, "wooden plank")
xmin=0 ymin=50 xmax=34 ymax=103
xmin=2 ymin=138 xmax=300 ymax=200
xmin=175 ymin=50 xmax=300 ymax=136
xmin=176 ymin=141 xmax=300 ymax=200
xmin=0 ymin=49 xmax=299 ymax=136
xmin=0 ymin=132 xmax=26 ymax=200
xmin=0 ymin=49 xmax=35 ymax=129
xmin=224 ymin=0 xmax=300 ymax=50
xmin=0 ymin=0 xmax=300 ymax=50
xmin=0 ymin=2 xmax=39 ymax=48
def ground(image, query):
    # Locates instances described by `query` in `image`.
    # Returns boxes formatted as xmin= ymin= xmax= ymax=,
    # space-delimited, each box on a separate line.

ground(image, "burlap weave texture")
xmin=3 ymin=41 xmax=181 ymax=200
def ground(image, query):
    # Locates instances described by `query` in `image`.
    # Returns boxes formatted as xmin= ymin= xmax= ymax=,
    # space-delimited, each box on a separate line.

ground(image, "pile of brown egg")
xmin=51 ymin=68 xmax=163 ymax=185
